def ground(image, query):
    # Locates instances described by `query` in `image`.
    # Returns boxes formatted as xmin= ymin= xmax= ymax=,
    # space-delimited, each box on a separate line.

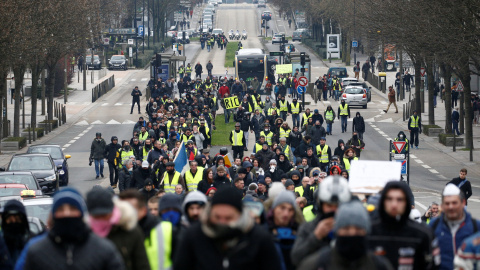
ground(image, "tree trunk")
xmin=440 ymin=63 xmax=452 ymax=133
xmin=459 ymin=63 xmax=473 ymax=150
xmin=426 ymin=60 xmax=435 ymax=124
xmin=46 ymin=65 xmax=56 ymax=121
xmin=13 ymin=66 xmax=26 ymax=137
xmin=31 ymin=61 xmax=43 ymax=140
xmin=413 ymin=60 xmax=422 ymax=115
xmin=0 ymin=66 xmax=8 ymax=141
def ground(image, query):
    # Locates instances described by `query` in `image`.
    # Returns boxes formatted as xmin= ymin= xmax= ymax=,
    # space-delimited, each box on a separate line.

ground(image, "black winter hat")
xmin=211 ymin=187 xmax=243 ymax=213
xmin=237 ymin=168 xmax=248 ymax=174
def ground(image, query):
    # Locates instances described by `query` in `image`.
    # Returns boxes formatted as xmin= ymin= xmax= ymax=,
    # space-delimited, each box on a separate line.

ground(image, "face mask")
xmin=2 ymin=222 xmax=26 ymax=235
xmin=145 ymin=144 xmax=151 ymax=148
xmin=96 ymin=138 xmax=102 ymax=142
xmin=90 ymin=218 xmax=113 ymax=238
xmin=124 ymin=146 xmax=130 ymax=151
xmin=353 ymin=135 xmax=358 ymax=140
xmin=51 ymin=217 xmax=88 ymax=243
xmin=128 ymin=167 xmax=133 ymax=172
xmin=335 ymin=236 xmax=367 ymax=261
xmin=264 ymin=129 xmax=269 ymax=132
xmin=161 ymin=210 xmax=181 ymax=225
xmin=209 ymin=223 xmax=242 ymax=241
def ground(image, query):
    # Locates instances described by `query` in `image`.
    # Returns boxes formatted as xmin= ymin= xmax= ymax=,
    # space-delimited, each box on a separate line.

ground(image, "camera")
xmin=89 ymin=157 xmax=93 ymax=166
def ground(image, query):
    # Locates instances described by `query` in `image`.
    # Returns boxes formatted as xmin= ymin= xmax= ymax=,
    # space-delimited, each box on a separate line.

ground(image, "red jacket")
xmin=219 ymin=86 xmax=230 ymax=98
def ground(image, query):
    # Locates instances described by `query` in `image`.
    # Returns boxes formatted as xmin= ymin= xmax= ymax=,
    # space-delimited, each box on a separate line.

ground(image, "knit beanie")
xmin=284 ymin=179 xmax=295 ymax=188
xmin=52 ymin=188 xmax=87 ymax=217
xmin=272 ymin=191 xmax=296 ymax=209
xmin=159 ymin=193 xmax=182 ymax=213
xmin=334 ymin=200 xmax=371 ymax=234
xmin=211 ymin=187 xmax=243 ymax=213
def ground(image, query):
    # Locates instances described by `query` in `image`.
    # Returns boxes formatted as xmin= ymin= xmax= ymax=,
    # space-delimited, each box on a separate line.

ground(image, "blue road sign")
xmin=352 ymin=40 xmax=358 ymax=48
xmin=297 ymin=86 xmax=306 ymax=95
xmin=138 ymin=26 xmax=144 ymax=37
xmin=395 ymin=159 xmax=407 ymax=175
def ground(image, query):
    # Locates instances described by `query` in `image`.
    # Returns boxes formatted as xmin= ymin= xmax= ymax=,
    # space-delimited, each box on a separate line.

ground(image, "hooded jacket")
xmin=139 ymin=180 xmax=159 ymax=201
xmin=352 ymin=112 xmax=365 ymax=133
xmin=2 ymin=200 xmax=30 ymax=264
xmin=173 ymin=204 xmax=282 ymax=270
xmin=368 ymin=181 xmax=438 ymax=270
xmin=294 ymin=137 xmax=312 ymax=158
xmin=309 ymin=124 xmax=327 ymax=143
xmin=131 ymin=167 xmax=152 ymax=190
xmin=334 ymin=139 xmax=346 ymax=158
xmin=276 ymin=154 xmax=293 ymax=173
xmin=288 ymin=130 xmax=303 ymax=148
xmin=255 ymin=149 xmax=276 ymax=171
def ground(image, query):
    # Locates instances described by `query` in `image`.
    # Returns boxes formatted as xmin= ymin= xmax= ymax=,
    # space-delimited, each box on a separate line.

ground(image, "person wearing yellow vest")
xmin=324 ymin=105 xmax=336 ymax=135
xmin=260 ymin=123 xmax=274 ymax=146
xmin=138 ymin=126 xmax=149 ymax=143
xmin=178 ymin=65 xmax=185 ymax=79
xmin=295 ymin=176 xmax=311 ymax=199
xmin=267 ymin=104 xmax=279 ymax=117
xmin=342 ymin=148 xmax=358 ymax=173
xmin=392 ymin=131 xmax=409 ymax=154
xmin=185 ymin=63 xmax=192 ymax=78
xmin=292 ymin=176 xmax=352 ymax=266
xmin=279 ymin=122 xmax=291 ymax=140
xmin=117 ymin=142 xmax=134 ymax=170
xmin=142 ymin=139 xmax=153 ymax=161
xmin=279 ymin=137 xmax=291 ymax=161
xmin=301 ymin=108 xmax=313 ymax=127
xmin=337 ymin=99 xmax=350 ymax=133
xmin=230 ymin=122 xmax=246 ymax=159
xmin=160 ymin=162 xmax=186 ymax=193
xmin=181 ymin=129 xmax=194 ymax=144
xmin=278 ymin=96 xmax=289 ymax=121
xmin=332 ymin=78 xmax=342 ymax=101
xmin=407 ymin=110 xmax=422 ymax=149
xmin=316 ymin=137 xmax=331 ymax=171
xmin=183 ymin=161 xmax=204 ymax=191
xmin=289 ymin=98 xmax=302 ymax=128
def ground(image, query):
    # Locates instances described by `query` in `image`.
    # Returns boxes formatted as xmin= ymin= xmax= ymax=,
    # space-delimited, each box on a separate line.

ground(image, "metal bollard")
xmin=453 ymin=132 xmax=456 ymax=152
xmin=28 ymin=124 xmax=31 ymax=144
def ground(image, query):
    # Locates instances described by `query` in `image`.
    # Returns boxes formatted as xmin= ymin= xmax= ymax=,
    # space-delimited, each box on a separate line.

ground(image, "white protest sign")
xmin=348 ymin=160 xmax=401 ymax=194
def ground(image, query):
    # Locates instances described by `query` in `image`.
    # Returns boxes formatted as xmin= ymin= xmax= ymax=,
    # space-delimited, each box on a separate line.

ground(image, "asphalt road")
xmin=24 ymin=3 xmax=480 ymax=217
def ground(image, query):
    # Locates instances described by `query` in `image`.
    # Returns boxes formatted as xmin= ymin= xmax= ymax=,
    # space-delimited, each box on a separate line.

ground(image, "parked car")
xmin=27 ymin=144 xmax=70 ymax=186
xmin=176 ymin=31 xmax=190 ymax=44
xmin=327 ymin=67 xmax=348 ymax=79
xmin=0 ymin=172 xmax=44 ymax=195
xmin=85 ymin=55 xmax=102 ymax=70
xmin=342 ymin=86 xmax=368 ymax=108
xmin=23 ymin=196 xmax=53 ymax=226
xmin=348 ymin=81 xmax=372 ymax=101
xmin=108 ymin=55 xmax=128 ymax=70
xmin=1 ymin=153 xmax=59 ymax=195
xmin=272 ymin=33 xmax=285 ymax=44
xmin=257 ymin=0 xmax=266 ymax=7
xmin=261 ymin=11 xmax=272 ymax=20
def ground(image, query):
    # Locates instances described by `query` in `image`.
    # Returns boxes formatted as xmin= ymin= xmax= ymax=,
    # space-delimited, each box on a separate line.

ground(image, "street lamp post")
xmin=353 ymin=0 xmax=356 ymax=65
xmin=134 ymin=0 xmax=138 ymax=68
xmin=142 ymin=0 xmax=145 ymax=54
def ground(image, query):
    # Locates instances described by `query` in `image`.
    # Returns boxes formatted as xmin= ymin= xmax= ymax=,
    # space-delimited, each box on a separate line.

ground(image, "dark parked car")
xmin=0 ymin=172 xmax=44 ymax=194
xmin=1 ymin=154 xmax=59 ymax=195
xmin=27 ymin=144 xmax=70 ymax=186
xmin=108 ymin=55 xmax=128 ymax=70
xmin=85 ymin=55 xmax=102 ymax=70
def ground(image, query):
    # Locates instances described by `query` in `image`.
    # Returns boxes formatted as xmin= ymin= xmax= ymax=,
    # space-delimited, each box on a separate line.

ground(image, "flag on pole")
xmin=222 ymin=153 xmax=233 ymax=168
xmin=174 ymin=143 xmax=190 ymax=174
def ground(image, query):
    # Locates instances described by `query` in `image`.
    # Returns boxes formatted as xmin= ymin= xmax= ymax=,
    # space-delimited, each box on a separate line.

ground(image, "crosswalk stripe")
xmin=114 ymin=103 xmax=122 ymax=106
xmin=101 ymin=103 xmax=109 ymax=106
xmin=131 ymin=79 xmax=137 ymax=81
xmin=107 ymin=119 xmax=121 ymax=124
xmin=75 ymin=120 xmax=89 ymax=126
xmin=141 ymin=78 xmax=148 ymax=81
xmin=91 ymin=120 xmax=104 ymax=125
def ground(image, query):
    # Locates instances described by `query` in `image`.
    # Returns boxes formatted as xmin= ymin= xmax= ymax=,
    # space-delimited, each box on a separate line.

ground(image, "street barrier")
xmin=91 ymin=75 xmax=115 ymax=102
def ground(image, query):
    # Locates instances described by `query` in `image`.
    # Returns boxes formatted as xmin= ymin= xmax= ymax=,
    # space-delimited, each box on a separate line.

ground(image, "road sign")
xmin=128 ymin=47 xmax=133 ymax=58
xmin=394 ymin=154 xmax=405 ymax=160
xmin=298 ymin=76 xmax=308 ymax=87
xmin=395 ymin=159 xmax=407 ymax=175
xmin=270 ymin=52 xmax=284 ymax=56
xmin=352 ymin=40 xmax=358 ymax=48
xmin=393 ymin=141 xmax=406 ymax=153
xmin=128 ymin=39 xmax=134 ymax=45
xmin=103 ymin=38 xmax=109 ymax=45
xmin=276 ymin=64 xmax=292 ymax=74
xmin=108 ymin=28 xmax=136 ymax=35
xmin=456 ymin=81 xmax=464 ymax=92
xmin=297 ymin=86 xmax=306 ymax=95
xmin=420 ymin=67 xmax=425 ymax=77
xmin=138 ymin=26 xmax=144 ymax=37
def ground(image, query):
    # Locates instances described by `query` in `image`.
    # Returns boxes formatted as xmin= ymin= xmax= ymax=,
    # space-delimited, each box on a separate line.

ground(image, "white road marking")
xmin=422 ymin=165 xmax=431 ymax=168
xmin=68 ymin=140 xmax=75 ymax=144
xmin=415 ymin=201 xmax=428 ymax=210
xmin=374 ymin=128 xmax=380 ymax=131
xmin=378 ymin=131 xmax=385 ymax=135
xmin=107 ymin=119 xmax=121 ymax=125
xmin=410 ymin=154 xmax=417 ymax=158
xmin=414 ymin=159 xmax=424 ymax=164
xmin=382 ymin=134 xmax=388 ymax=137
xmin=63 ymin=144 xmax=71 ymax=148
xmin=378 ymin=118 xmax=393 ymax=123
xmin=380 ymin=101 xmax=387 ymax=104
xmin=114 ymin=103 xmax=123 ymax=106
xmin=370 ymin=125 xmax=377 ymax=128
xmin=75 ymin=120 xmax=89 ymax=126
xmin=364 ymin=118 xmax=375 ymax=122
xmin=141 ymin=78 xmax=148 ymax=81
xmin=386 ymin=137 xmax=392 ymax=141
xmin=469 ymin=199 xmax=480 ymax=203
xmin=62 ymin=148 xmax=66 ymax=151
xmin=131 ymin=79 xmax=137 ymax=81
xmin=74 ymin=137 xmax=80 ymax=140
xmin=429 ymin=169 xmax=439 ymax=174
xmin=91 ymin=120 xmax=105 ymax=125
xmin=438 ymin=175 xmax=447 ymax=180
xmin=122 ymin=120 xmax=136 ymax=124
xmin=101 ymin=103 xmax=109 ymax=106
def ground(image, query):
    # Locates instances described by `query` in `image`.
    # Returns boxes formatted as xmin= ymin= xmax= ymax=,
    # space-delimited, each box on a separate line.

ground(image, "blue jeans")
xmin=341 ymin=116 xmax=347 ymax=132
xmin=292 ymin=114 xmax=300 ymax=128
xmin=291 ymin=147 xmax=296 ymax=164
xmin=434 ymin=95 xmax=437 ymax=107
xmin=327 ymin=123 xmax=332 ymax=134
xmin=94 ymin=159 xmax=104 ymax=176
xmin=201 ymin=42 xmax=205 ymax=49
xmin=224 ymin=109 xmax=230 ymax=123
xmin=453 ymin=121 xmax=460 ymax=135
xmin=323 ymin=90 xmax=328 ymax=100
xmin=207 ymin=44 xmax=211 ymax=52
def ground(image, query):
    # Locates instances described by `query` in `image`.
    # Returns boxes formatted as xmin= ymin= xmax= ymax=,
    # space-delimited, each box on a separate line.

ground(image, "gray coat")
xmin=119 ymin=167 xmax=133 ymax=192
xmin=90 ymin=138 xmax=106 ymax=160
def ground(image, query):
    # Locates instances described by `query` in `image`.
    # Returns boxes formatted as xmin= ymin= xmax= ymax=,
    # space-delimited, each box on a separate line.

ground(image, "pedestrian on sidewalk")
xmin=452 ymin=107 xmax=461 ymax=135
xmin=404 ymin=70 xmax=413 ymax=92
xmin=452 ymin=83 xmax=459 ymax=108
xmin=370 ymin=55 xmax=376 ymax=74
xmin=407 ymin=110 xmax=422 ymax=149
xmin=448 ymin=168 xmax=472 ymax=205
xmin=384 ymin=86 xmax=398 ymax=113
xmin=362 ymin=60 xmax=370 ymax=81
xmin=9 ymin=77 xmax=14 ymax=104
xmin=433 ymin=82 xmax=439 ymax=108
xmin=90 ymin=132 xmax=106 ymax=179
xmin=395 ymin=75 xmax=401 ymax=100
xmin=78 ymin=55 xmax=84 ymax=72
xmin=353 ymin=61 xmax=360 ymax=80
xmin=206 ymin=60 xmax=213 ymax=78
xmin=130 ymin=86 xmax=142 ymax=114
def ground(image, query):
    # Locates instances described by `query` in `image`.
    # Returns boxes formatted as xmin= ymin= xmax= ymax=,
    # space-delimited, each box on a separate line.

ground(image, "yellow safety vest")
xmin=280 ymin=128 xmax=291 ymax=138
xmin=281 ymin=144 xmax=290 ymax=156
xmin=255 ymin=143 xmax=263 ymax=152
xmin=325 ymin=111 xmax=334 ymax=121
xmin=302 ymin=113 xmax=312 ymax=123
xmin=268 ymin=107 xmax=279 ymax=116
xmin=142 ymin=147 xmax=151 ymax=161
xmin=162 ymin=171 xmax=180 ymax=193
xmin=279 ymin=78 xmax=287 ymax=85
xmin=291 ymin=102 xmax=300 ymax=114
xmin=303 ymin=205 xmax=316 ymax=222
xmin=339 ymin=104 xmax=349 ymax=116
xmin=145 ymin=221 xmax=173 ymax=270
xmin=185 ymin=167 xmax=204 ymax=191
xmin=255 ymin=100 xmax=263 ymax=111
xmin=179 ymin=67 xmax=184 ymax=74
xmin=186 ymin=66 xmax=192 ymax=73
xmin=343 ymin=157 xmax=359 ymax=172
xmin=260 ymin=131 xmax=273 ymax=145
xmin=158 ymin=138 xmax=166 ymax=144
xmin=119 ymin=149 xmax=134 ymax=168
xmin=205 ymin=83 xmax=213 ymax=90
xmin=182 ymin=134 xmax=194 ymax=143
xmin=410 ymin=116 xmax=419 ymax=128
xmin=231 ymin=130 xmax=244 ymax=146
xmin=295 ymin=186 xmax=307 ymax=197
xmin=316 ymin=145 xmax=329 ymax=163
xmin=139 ymin=132 xmax=149 ymax=141
xmin=279 ymin=100 xmax=288 ymax=112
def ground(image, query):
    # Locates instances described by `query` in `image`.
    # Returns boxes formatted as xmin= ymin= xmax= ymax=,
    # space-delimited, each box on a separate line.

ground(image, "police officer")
xmin=230 ymin=122 xmax=246 ymax=159
xmin=408 ymin=110 xmax=422 ymax=149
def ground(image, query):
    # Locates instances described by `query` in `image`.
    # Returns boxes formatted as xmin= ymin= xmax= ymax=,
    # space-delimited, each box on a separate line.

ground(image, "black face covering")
xmin=335 ymin=236 xmax=367 ymax=260
xmin=124 ymin=146 xmax=130 ymax=151
xmin=167 ymin=169 xmax=175 ymax=174
xmin=353 ymin=135 xmax=358 ymax=140
xmin=209 ymin=223 xmax=242 ymax=241
xmin=50 ymin=217 xmax=89 ymax=243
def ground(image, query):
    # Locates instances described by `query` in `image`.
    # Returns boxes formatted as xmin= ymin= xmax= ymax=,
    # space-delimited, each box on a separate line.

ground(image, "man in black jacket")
xmin=368 ymin=181 xmax=438 ymax=270
xmin=352 ymin=112 xmax=366 ymax=140
xmin=104 ymin=136 xmax=121 ymax=187
xmin=130 ymin=86 xmax=142 ymax=114
xmin=173 ymin=187 xmax=282 ymax=270
xmin=131 ymin=161 xmax=152 ymax=189
xmin=447 ymin=168 xmax=472 ymax=204
xmin=90 ymin=132 xmax=106 ymax=179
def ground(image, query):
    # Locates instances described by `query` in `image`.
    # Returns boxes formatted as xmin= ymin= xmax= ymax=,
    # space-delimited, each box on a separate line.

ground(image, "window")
xmin=345 ymin=88 xmax=364 ymax=94
xmin=0 ymin=175 xmax=37 ymax=189
xmin=29 ymin=147 xmax=62 ymax=159
xmin=9 ymin=156 xmax=53 ymax=171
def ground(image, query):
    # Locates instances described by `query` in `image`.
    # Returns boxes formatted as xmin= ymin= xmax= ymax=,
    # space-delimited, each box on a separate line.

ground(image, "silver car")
xmin=341 ymin=86 xmax=368 ymax=109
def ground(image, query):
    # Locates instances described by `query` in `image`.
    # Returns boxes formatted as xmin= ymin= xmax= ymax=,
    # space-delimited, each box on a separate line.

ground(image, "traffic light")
xmin=155 ymin=53 xmax=162 ymax=67
xmin=300 ymin=52 xmax=306 ymax=66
